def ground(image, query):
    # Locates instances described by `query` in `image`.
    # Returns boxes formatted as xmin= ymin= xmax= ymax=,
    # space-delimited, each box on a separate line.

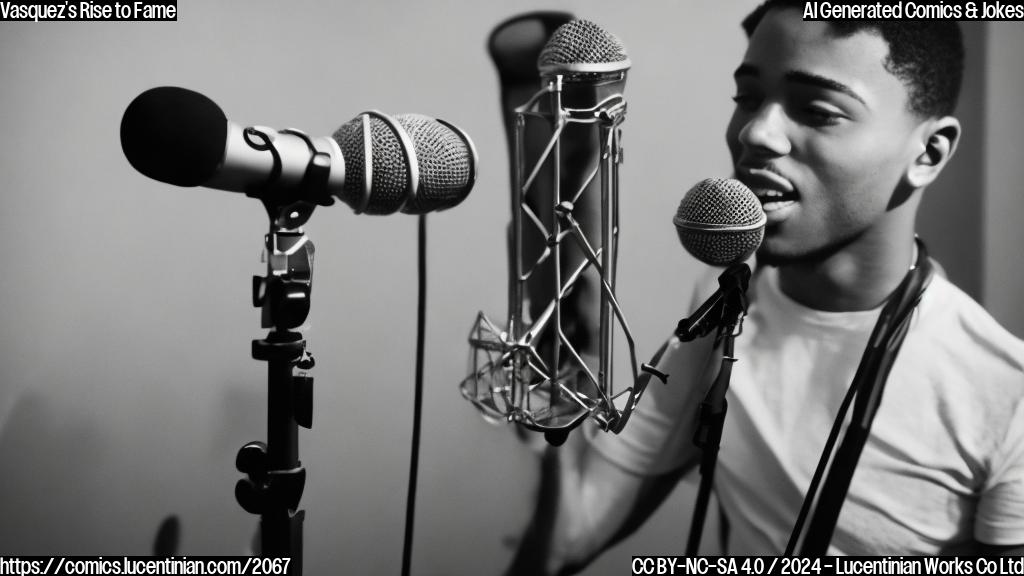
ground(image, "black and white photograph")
xmin=1 ymin=1 xmax=1023 ymax=574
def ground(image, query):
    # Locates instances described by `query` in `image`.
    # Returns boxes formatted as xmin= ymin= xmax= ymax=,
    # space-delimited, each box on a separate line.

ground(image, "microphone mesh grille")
xmin=674 ymin=178 xmax=765 ymax=266
xmin=675 ymin=228 xmax=764 ymax=268
xmin=333 ymin=115 xmax=411 ymax=215
xmin=537 ymin=19 xmax=629 ymax=70
xmin=394 ymin=114 xmax=474 ymax=214
xmin=676 ymin=178 xmax=764 ymax=227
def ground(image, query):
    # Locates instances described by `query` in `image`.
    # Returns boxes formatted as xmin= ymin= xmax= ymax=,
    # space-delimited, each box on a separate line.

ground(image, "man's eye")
xmin=799 ymin=104 xmax=844 ymax=126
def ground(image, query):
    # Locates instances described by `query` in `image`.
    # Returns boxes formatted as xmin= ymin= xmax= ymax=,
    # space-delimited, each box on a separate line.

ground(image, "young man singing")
xmin=508 ymin=2 xmax=1024 ymax=572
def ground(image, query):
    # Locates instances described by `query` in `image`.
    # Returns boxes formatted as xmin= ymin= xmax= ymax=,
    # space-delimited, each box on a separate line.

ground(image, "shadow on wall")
xmin=0 ymin=392 xmax=111 ymax=553
xmin=0 ymin=387 xmax=262 ymax=556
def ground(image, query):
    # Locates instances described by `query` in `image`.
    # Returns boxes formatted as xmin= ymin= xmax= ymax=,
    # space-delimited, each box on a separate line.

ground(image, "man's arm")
xmin=506 ymin=430 xmax=694 ymax=576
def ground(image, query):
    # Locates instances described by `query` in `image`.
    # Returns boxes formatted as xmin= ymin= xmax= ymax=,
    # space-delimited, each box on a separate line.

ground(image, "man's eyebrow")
xmin=732 ymin=64 xmax=868 ymax=107
xmin=786 ymin=70 xmax=867 ymax=106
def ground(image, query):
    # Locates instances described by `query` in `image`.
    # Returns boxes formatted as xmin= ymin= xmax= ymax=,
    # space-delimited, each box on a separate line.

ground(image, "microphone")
xmin=525 ymin=19 xmax=631 ymax=354
xmin=674 ymin=179 xmax=764 ymax=557
xmin=462 ymin=19 xmax=646 ymax=439
xmin=120 ymin=86 xmax=476 ymax=215
xmin=673 ymin=178 xmax=765 ymax=342
xmin=674 ymin=178 xmax=766 ymax=267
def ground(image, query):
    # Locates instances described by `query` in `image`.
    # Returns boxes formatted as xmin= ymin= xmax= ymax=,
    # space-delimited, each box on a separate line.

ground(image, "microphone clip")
xmin=242 ymin=125 xmax=336 ymax=230
xmin=675 ymin=263 xmax=752 ymax=342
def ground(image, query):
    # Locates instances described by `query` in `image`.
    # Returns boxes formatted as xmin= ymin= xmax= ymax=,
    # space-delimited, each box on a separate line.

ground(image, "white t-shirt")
xmin=591 ymin=265 xmax=1024 ymax=554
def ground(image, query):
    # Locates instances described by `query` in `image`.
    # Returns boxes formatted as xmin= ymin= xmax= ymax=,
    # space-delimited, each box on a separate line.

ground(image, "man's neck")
xmin=776 ymin=232 xmax=917 ymax=312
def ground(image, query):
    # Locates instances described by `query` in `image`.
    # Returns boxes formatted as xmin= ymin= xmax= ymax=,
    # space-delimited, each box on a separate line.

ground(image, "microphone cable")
xmin=402 ymin=215 xmax=428 ymax=576
xmin=784 ymin=238 xmax=933 ymax=555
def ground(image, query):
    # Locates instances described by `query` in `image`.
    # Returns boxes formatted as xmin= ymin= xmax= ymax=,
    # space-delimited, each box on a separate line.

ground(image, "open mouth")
xmin=738 ymin=167 xmax=798 ymax=215
xmin=757 ymin=189 xmax=797 ymax=212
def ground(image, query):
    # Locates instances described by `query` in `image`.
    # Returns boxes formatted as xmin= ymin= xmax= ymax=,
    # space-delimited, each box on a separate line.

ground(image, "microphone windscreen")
xmin=537 ymin=19 xmax=631 ymax=75
xmin=674 ymin=178 xmax=766 ymax=266
xmin=120 ymin=86 xmax=227 ymax=187
xmin=333 ymin=113 xmax=413 ymax=215
xmin=394 ymin=114 xmax=476 ymax=214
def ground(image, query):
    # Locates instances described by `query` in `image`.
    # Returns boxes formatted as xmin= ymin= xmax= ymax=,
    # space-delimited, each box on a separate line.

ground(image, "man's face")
xmin=725 ymin=8 xmax=924 ymax=265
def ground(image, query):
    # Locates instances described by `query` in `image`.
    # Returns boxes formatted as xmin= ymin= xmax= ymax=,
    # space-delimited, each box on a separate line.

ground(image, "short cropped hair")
xmin=741 ymin=0 xmax=964 ymax=118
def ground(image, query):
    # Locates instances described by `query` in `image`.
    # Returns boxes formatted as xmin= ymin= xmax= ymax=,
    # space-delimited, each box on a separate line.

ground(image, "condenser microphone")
xmin=518 ymin=18 xmax=633 ymax=360
xmin=462 ymin=18 xmax=645 ymax=439
xmin=673 ymin=178 xmax=766 ymax=266
xmin=120 ymin=86 xmax=476 ymax=215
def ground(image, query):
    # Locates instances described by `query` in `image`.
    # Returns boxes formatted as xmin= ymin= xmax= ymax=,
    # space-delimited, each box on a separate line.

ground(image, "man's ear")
xmin=906 ymin=116 xmax=961 ymax=189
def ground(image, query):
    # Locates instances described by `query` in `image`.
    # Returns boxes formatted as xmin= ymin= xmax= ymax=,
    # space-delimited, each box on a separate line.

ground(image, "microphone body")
xmin=525 ymin=62 xmax=629 ymax=364
xmin=209 ymin=121 xmax=345 ymax=196
xmin=121 ymin=86 xmax=476 ymax=215
xmin=121 ymin=86 xmax=345 ymax=197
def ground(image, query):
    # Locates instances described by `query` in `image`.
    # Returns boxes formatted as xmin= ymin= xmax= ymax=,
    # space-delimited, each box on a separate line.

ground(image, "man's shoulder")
xmin=916 ymin=272 xmax=1024 ymax=378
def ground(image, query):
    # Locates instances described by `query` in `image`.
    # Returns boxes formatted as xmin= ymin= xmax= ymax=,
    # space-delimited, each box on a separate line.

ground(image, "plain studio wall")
xmin=0 ymin=2 xmax=1019 ymax=574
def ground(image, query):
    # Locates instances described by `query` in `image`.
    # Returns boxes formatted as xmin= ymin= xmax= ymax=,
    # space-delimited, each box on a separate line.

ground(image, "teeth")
xmin=761 ymin=199 xmax=796 ymax=213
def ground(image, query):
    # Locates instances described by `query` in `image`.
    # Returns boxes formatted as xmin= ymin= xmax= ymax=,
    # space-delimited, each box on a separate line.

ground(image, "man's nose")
xmin=737 ymin=103 xmax=791 ymax=158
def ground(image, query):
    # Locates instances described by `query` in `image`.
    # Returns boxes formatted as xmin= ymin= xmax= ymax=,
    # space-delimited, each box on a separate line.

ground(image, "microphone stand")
xmin=678 ymin=263 xmax=751 ymax=556
xmin=233 ymin=127 xmax=333 ymax=575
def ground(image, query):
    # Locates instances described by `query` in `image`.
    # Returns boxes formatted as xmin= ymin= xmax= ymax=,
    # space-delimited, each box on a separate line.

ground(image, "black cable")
xmin=402 ymin=215 xmax=427 ymax=576
xmin=786 ymin=240 xmax=932 ymax=555
xmin=799 ymin=259 xmax=929 ymax=554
